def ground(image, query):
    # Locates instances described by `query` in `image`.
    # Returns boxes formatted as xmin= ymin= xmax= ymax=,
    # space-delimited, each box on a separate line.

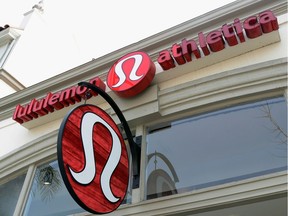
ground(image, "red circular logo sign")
xmin=107 ymin=51 xmax=156 ymax=97
xmin=57 ymin=104 xmax=129 ymax=214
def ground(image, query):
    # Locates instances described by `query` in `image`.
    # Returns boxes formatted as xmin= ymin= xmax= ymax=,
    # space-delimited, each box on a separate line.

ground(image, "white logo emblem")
xmin=68 ymin=112 xmax=122 ymax=203
xmin=112 ymin=54 xmax=144 ymax=88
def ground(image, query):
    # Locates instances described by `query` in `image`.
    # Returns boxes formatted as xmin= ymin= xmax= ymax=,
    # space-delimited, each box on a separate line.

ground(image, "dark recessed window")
xmin=23 ymin=158 xmax=132 ymax=215
xmin=23 ymin=161 xmax=84 ymax=216
xmin=146 ymin=97 xmax=287 ymax=199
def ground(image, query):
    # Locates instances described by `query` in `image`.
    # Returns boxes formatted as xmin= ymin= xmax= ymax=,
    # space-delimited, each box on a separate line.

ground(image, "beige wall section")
xmin=0 ymin=118 xmax=61 ymax=157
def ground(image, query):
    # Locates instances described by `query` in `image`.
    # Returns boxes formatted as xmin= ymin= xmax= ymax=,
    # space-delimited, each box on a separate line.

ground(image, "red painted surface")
xmin=107 ymin=51 xmax=156 ymax=97
xmin=58 ymin=105 xmax=129 ymax=214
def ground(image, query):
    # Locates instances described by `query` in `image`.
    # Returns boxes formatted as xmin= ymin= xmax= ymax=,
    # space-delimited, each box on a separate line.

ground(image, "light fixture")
xmin=41 ymin=167 xmax=54 ymax=185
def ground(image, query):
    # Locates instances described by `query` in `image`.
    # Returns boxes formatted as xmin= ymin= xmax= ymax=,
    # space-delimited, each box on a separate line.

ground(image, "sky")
xmin=0 ymin=0 xmax=236 ymax=64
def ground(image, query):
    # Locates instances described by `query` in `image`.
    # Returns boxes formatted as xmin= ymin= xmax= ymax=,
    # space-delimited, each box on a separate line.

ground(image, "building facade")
xmin=0 ymin=0 xmax=287 ymax=215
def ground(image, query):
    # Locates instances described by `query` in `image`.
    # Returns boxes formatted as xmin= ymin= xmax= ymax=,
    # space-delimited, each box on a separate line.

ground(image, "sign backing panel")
xmin=57 ymin=104 xmax=129 ymax=214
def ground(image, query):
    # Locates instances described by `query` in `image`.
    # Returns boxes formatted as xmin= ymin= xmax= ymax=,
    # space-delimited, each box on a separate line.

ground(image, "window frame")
xmin=144 ymin=96 xmax=287 ymax=200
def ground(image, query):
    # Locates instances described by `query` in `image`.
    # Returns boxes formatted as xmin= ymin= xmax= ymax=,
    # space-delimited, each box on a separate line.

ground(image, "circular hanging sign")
xmin=57 ymin=104 xmax=129 ymax=214
xmin=107 ymin=51 xmax=156 ymax=97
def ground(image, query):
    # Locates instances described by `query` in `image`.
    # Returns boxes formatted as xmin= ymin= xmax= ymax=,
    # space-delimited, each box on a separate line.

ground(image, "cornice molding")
xmin=0 ymin=129 xmax=58 ymax=181
xmin=90 ymin=172 xmax=287 ymax=216
xmin=0 ymin=69 xmax=26 ymax=91
xmin=158 ymin=58 xmax=288 ymax=117
xmin=0 ymin=28 xmax=22 ymax=46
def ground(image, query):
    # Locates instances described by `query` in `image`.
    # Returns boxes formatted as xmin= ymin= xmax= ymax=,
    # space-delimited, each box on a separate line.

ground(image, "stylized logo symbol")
xmin=107 ymin=51 xmax=156 ymax=97
xmin=57 ymin=104 xmax=129 ymax=214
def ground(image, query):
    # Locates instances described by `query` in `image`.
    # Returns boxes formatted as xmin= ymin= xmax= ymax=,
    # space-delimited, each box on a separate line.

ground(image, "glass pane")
xmin=24 ymin=159 xmax=132 ymax=216
xmin=123 ymin=139 xmax=133 ymax=204
xmin=0 ymin=173 xmax=26 ymax=216
xmin=23 ymin=161 xmax=84 ymax=216
xmin=146 ymin=97 xmax=287 ymax=199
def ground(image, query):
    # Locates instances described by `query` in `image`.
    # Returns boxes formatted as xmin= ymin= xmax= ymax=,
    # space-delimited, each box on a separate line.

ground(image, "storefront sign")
xmin=13 ymin=77 xmax=106 ymax=124
xmin=157 ymin=10 xmax=279 ymax=70
xmin=57 ymin=104 xmax=129 ymax=214
xmin=12 ymin=10 xmax=279 ymax=125
xmin=107 ymin=51 xmax=156 ymax=97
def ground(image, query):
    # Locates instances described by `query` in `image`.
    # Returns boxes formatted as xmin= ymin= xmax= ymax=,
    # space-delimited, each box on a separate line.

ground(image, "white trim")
xmin=83 ymin=172 xmax=287 ymax=216
xmin=158 ymin=58 xmax=287 ymax=117
xmin=14 ymin=164 xmax=36 ymax=216
xmin=0 ymin=130 xmax=57 ymax=180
